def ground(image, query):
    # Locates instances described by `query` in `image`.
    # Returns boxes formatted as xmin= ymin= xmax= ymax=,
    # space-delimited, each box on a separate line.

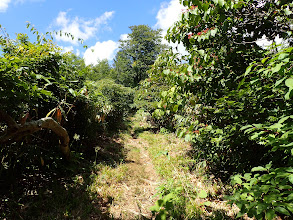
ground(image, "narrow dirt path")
xmin=109 ymin=136 xmax=160 ymax=219
xmin=91 ymin=112 xmax=241 ymax=219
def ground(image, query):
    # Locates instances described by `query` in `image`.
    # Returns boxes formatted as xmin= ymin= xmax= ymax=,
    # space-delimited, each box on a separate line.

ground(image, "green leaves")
xmin=114 ymin=25 xmax=165 ymax=87
xmin=284 ymin=7 xmax=292 ymax=15
xmin=207 ymin=30 xmax=217 ymax=40
xmin=218 ymin=0 xmax=225 ymax=7
xmin=271 ymin=62 xmax=283 ymax=73
xmin=275 ymin=207 xmax=290 ymax=216
xmin=285 ymin=78 xmax=293 ymax=99
xmin=198 ymin=190 xmax=208 ymax=198
xmin=0 ymin=30 xmax=71 ymax=114
xmin=289 ymin=174 xmax=293 ymax=184
xmin=251 ymin=166 xmax=268 ymax=172
xmin=285 ymin=78 xmax=293 ymax=88
xmin=229 ymin=166 xmax=293 ymax=219
xmin=278 ymin=53 xmax=289 ymax=60
xmin=231 ymin=174 xmax=243 ymax=185
xmin=148 ymin=1 xmax=293 ymax=219
xmin=150 ymin=191 xmax=182 ymax=220
xmin=244 ymin=64 xmax=254 ymax=75
xmin=265 ymin=209 xmax=277 ymax=220
xmin=212 ymin=0 xmax=225 ymax=7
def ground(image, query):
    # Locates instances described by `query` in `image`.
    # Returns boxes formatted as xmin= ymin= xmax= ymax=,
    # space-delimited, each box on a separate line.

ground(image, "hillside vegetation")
xmin=1 ymin=0 xmax=293 ymax=219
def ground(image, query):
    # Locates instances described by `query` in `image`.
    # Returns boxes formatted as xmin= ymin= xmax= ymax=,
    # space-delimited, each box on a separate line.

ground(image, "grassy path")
xmin=89 ymin=113 xmax=238 ymax=219
xmin=106 ymin=137 xmax=160 ymax=219
xmin=1 ymin=112 xmax=238 ymax=219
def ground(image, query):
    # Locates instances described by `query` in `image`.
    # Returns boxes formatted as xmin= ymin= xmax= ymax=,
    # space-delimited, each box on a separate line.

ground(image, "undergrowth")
xmin=135 ymin=112 xmax=237 ymax=219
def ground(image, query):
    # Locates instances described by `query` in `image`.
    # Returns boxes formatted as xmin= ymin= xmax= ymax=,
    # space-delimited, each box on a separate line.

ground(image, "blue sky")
xmin=0 ymin=0 xmax=185 ymax=65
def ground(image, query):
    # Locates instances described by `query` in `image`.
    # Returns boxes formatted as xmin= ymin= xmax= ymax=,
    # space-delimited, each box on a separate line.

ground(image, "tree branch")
xmin=0 ymin=114 xmax=70 ymax=160
xmin=0 ymin=110 xmax=18 ymax=129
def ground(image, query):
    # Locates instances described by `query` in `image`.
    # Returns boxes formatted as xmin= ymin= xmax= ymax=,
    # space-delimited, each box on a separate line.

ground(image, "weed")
xmin=137 ymin=121 xmax=237 ymax=219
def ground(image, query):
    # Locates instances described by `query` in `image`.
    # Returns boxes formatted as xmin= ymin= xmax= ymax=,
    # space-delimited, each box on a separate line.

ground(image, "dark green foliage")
xmin=150 ymin=184 xmax=202 ymax=220
xmin=0 ymin=31 xmax=91 ymax=174
xmin=86 ymin=59 xmax=115 ymax=81
xmin=228 ymin=165 xmax=293 ymax=219
xmin=227 ymin=46 xmax=293 ymax=218
xmin=134 ymin=75 xmax=170 ymax=113
xmin=147 ymin=0 xmax=293 ymax=218
xmin=85 ymin=79 xmax=134 ymax=130
xmin=0 ymin=28 xmax=132 ymax=177
xmin=150 ymin=0 xmax=293 ymax=173
xmin=113 ymin=25 xmax=167 ymax=87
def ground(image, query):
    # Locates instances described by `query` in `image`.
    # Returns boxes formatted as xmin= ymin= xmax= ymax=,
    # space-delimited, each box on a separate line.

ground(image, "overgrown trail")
xmin=108 ymin=136 xmax=160 ymax=219
xmin=0 ymin=113 xmax=239 ymax=219
xmin=91 ymin=114 xmax=238 ymax=219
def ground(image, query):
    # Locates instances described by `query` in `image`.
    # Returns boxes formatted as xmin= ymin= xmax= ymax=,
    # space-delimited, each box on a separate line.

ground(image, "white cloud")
xmin=155 ymin=0 xmax=184 ymax=33
xmin=53 ymin=10 xmax=114 ymax=45
xmin=83 ymin=40 xmax=119 ymax=66
xmin=120 ymin=33 xmax=129 ymax=41
xmin=59 ymin=46 xmax=82 ymax=57
xmin=76 ymin=49 xmax=80 ymax=57
xmin=15 ymin=0 xmax=45 ymax=4
xmin=256 ymin=35 xmax=285 ymax=49
xmin=0 ymin=0 xmax=11 ymax=13
xmin=155 ymin=0 xmax=188 ymax=55
xmin=60 ymin=45 xmax=74 ymax=53
xmin=0 ymin=0 xmax=44 ymax=13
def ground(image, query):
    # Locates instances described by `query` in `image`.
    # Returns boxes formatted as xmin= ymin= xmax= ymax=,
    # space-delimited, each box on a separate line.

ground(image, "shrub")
xmin=0 ymin=31 xmax=93 ymax=174
xmin=85 ymin=79 xmax=134 ymax=130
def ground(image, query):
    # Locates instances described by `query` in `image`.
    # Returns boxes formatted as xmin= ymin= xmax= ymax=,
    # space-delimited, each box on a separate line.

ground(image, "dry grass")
xmin=88 ymin=134 xmax=160 ymax=219
xmin=87 ymin=112 xmax=239 ymax=219
xmin=139 ymin=129 xmax=238 ymax=219
xmin=1 ymin=111 xmax=239 ymax=219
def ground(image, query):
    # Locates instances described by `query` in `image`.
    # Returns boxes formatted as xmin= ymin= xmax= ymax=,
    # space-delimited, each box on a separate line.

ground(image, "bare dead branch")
xmin=0 ymin=114 xmax=70 ymax=160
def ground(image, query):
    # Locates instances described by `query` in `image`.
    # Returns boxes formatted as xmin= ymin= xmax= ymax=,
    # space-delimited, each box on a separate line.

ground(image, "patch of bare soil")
xmin=109 ymin=137 xmax=160 ymax=219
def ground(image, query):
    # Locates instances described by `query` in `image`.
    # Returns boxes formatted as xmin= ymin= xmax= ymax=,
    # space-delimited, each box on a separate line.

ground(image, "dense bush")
xmin=0 ymin=29 xmax=133 ymax=176
xmin=133 ymin=74 xmax=173 ymax=129
xmin=227 ymin=46 xmax=293 ymax=219
xmin=147 ymin=0 xmax=293 ymax=218
xmin=85 ymin=59 xmax=115 ymax=81
xmin=0 ymin=31 xmax=92 ymax=174
xmin=85 ymin=79 xmax=134 ymax=130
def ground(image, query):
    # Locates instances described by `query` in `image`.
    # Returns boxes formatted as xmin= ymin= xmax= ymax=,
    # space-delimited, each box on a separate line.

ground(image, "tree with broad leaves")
xmin=113 ymin=25 xmax=167 ymax=87
xmin=149 ymin=0 xmax=293 ymax=218
xmin=86 ymin=59 xmax=114 ymax=81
